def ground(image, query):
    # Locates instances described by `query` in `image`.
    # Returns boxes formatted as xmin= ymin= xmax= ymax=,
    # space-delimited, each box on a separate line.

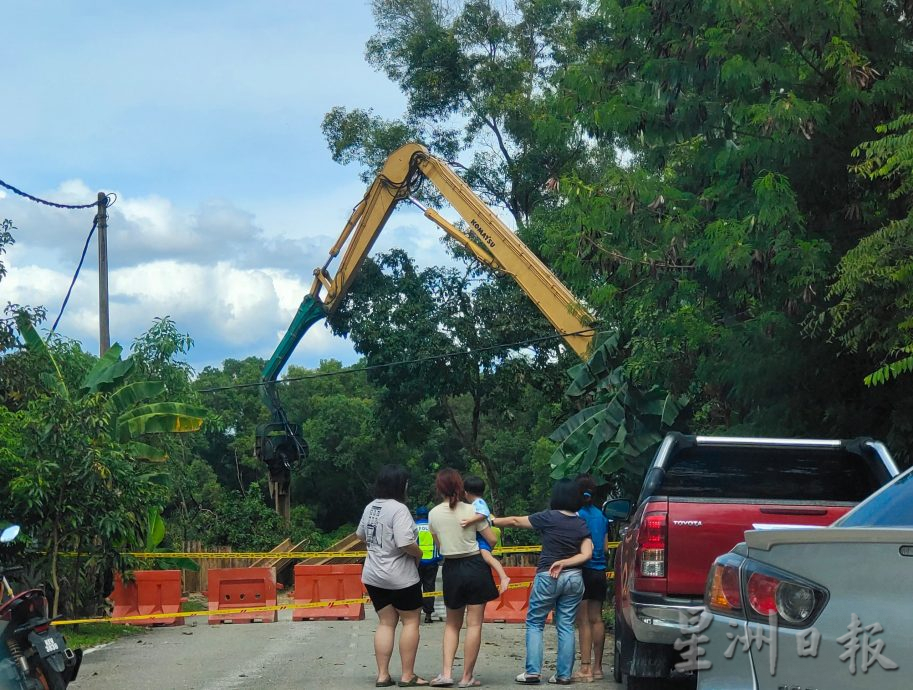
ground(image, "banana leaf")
xmin=116 ymin=404 xmax=207 ymax=443
xmin=80 ymin=344 xmax=135 ymax=394
xmin=16 ymin=315 xmax=68 ymax=397
xmin=117 ymin=402 xmax=209 ymax=424
xmin=127 ymin=441 xmax=169 ymax=463
xmin=107 ymin=381 xmax=166 ymax=418
xmin=549 ymin=404 xmax=605 ymax=444
xmin=145 ymin=508 xmax=166 ymax=551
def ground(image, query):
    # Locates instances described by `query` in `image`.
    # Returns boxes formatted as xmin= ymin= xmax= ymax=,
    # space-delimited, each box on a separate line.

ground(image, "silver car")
xmin=695 ymin=466 xmax=913 ymax=689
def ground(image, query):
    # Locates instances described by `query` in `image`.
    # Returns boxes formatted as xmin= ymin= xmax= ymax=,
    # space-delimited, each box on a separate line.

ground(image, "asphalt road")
xmin=69 ymin=613 xmax=624 ymax=690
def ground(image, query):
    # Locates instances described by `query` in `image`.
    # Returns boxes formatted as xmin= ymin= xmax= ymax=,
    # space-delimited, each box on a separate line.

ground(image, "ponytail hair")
xmin=577 ymin=473 xmax=597 ymax=507
xmin=435 ymin=468 xmax=465 ymax=509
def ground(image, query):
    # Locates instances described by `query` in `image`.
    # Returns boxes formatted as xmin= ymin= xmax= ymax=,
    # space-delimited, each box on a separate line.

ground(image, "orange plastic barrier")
xmin=484 ymin=567 xmax=537 ymax=623
xmin=207 ymin=567 xmax=277 ymax=624
xmin=292 ymin=564 xmax=365 ymax=621
xmin=110 ymin=570 xmax=184 ymax=626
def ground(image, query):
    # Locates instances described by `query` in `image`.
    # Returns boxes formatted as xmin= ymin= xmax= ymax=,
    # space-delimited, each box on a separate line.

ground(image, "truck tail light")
xmin=705 ymin=554 xmax=827 ymax=628
xmin=638 ymin=512 xmax=667 ymax=577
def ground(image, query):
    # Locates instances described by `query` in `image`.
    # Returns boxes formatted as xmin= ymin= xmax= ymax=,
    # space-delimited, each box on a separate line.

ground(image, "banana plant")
xmin=549 ymin=334 xmax=689 ymax=479
xmin=16 ymin=314 xmax=206 ymax=462
xmin=121 ymin=508 xmax=199 ymax=574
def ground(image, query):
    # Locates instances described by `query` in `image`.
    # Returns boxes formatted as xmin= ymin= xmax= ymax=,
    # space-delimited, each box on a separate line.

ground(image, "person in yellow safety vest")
xmin=415 ymin=505 xmax=442 ymax=623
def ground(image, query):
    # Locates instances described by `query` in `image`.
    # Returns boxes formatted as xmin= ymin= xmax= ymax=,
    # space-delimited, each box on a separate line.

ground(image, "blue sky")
xmin=1 ymin=1 xmax=455 ymax=372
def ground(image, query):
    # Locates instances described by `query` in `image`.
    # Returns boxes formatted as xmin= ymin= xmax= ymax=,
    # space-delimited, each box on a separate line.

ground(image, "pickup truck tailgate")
xmin=665 ymin=500 xmax=852 ymax=595
xmin=654 ymin=443 xmax=890 ymax=596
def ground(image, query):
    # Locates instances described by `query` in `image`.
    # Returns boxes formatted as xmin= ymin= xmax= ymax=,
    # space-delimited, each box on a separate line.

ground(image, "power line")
xmin=50 ymin=218 xmax=98 ymax=335
xmin=198 ymin=327 xmax=599 ymax=393
xmin=0 ymin=178 xmax=99 ymax=210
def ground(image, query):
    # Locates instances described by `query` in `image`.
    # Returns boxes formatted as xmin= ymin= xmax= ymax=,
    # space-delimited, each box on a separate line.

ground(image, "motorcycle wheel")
xmin=33 ymin=660 xmax=66 ymax=690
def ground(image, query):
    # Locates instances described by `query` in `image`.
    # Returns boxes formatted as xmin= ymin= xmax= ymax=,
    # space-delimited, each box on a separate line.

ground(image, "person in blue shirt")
xmin=573 ymin=474 xmax=610 ymax=682
xmin=415 ymin=505 xmax=442 ymax=623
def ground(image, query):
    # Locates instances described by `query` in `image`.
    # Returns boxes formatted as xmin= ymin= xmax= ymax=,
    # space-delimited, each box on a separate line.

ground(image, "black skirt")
xmin=441 ymin=553 xmax=499 ymax=610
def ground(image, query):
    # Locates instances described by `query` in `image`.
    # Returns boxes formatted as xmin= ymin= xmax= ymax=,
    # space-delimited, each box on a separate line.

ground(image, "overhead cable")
xmin=0 ymin=177 xmax=99 ymax=210
xmin=49 ymin=218 xmax=98 ymax=335
xmin=198 ymin=327 xmax=600 ymax=394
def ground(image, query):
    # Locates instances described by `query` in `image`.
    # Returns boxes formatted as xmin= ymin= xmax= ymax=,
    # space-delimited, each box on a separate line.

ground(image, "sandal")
xmin=429 ymin=677 xmax=454 ymax=688
xmin=376 ymin=680 xmax=396 ymax=688
xmin=514 ymin=673 xmax=541 ymax=684
xmin=398 ymin=677 xmax=429 ymax=687
xmin=458 ymin=679 xmax=481 ymax=688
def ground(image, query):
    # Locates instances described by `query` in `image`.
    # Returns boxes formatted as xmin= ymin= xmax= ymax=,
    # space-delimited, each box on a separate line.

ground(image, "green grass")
xmin=62 ymin=623 xmax=143 ymax=650
xmin=60 ymin=598 xmax=210 ymax=649
xmin=180 ymin=597 xmax=208 ymax=613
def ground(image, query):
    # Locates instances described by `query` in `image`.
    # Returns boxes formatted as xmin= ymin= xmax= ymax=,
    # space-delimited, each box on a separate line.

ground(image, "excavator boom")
xmin=257 ymin=143 xmax=595 ymax=519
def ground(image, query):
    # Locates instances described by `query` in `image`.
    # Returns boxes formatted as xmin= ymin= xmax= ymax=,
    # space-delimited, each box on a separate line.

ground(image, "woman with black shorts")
xmin=356 ymin=465 xmax=428 ymax=687
xmin=573 ymin=474 xmax=610 ymax=682
xmin=427 ymin=469 xmax=498 ymax=688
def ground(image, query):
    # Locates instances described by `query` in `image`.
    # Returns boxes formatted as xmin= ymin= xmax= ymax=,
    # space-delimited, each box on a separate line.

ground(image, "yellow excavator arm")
xmin=311 ymin=143 xmax=594 ymax=358
xmin=257 ymin=143 xmax=595 ymax=519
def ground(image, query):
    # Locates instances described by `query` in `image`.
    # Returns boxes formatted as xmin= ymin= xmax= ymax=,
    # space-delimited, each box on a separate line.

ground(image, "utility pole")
xmin=97 ymin=192 xmax=110 ymax=356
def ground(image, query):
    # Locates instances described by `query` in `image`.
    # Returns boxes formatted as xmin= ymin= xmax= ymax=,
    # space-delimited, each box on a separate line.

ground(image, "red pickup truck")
xmin=607 ymin=433 xmax=898 ymax=689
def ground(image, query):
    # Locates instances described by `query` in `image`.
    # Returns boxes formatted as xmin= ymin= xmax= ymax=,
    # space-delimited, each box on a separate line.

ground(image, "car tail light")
xmin=706 ymin=557 xmax=742 ymax=613
xmin=638 ymin=512 xmax=667 ymax=577
xmin=746 ymin=572 xmax=779 ymax=616
xmin=705 ymin=554 xmax=827 ymax=628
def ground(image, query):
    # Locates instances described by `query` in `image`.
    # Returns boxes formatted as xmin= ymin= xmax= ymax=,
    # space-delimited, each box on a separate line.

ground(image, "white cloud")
xmin=3 ymin=181 xmax=459 ymax=371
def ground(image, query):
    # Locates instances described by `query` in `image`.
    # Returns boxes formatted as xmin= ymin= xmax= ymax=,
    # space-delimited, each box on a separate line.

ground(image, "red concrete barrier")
xmin=484 ymin=566 xmax=537 ymax=623
xmin=110 ymin=570 xmax=184 ymax=626
xmin=207 ymin=567 xmax=277 ymax=624
xmin=292 ymin=564 xmax=365 ymax=621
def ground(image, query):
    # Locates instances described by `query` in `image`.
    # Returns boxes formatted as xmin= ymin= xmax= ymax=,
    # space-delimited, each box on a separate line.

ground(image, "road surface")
xmin=70 ymin=613 xmax=624 ymax=689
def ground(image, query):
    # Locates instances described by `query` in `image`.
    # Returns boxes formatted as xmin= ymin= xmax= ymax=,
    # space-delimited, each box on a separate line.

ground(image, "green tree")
xmin=283 ymin=359 xmax=410 ymax=527
xmin=322 ymin=0 xmax=585 ymax=225
xmin=330 ymin=249 xmax=572 ymax=511
xmin=826 ymin=113 xmax=913 ymax=386
xmin=10 ymin=317 xmax=207 ymax=615
xmin=9 ymin=392 xmax=165 ymax=616
xmin=193 ymin=356 xmax=269 ymax=493
xmin=530 ymin=0 xmax=913 ymax=455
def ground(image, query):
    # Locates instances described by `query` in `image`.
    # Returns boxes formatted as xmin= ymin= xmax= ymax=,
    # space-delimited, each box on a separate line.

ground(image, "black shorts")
xmin=365 ymin=582 xmax=423 ymax=612
xmin=582 ymin=567 xmax=608 ymax=601
xmin=441 ymin=554 xmax=499 ymax=610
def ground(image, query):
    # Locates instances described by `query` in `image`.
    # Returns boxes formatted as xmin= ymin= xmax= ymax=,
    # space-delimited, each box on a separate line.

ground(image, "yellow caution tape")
xmin=119 ymin=543 xmax=620 ymax=560
xmin=52 ymin=599 xmax=373 ymax=626
xmin=52 ymin=572 xmax=613 ymax=627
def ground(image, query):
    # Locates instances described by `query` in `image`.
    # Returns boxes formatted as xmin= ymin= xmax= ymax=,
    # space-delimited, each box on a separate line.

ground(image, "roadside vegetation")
xmin=63 ymin=623 xmax=142 ymax=652
xmin=2 ymin=0 xmax=913 ymax=622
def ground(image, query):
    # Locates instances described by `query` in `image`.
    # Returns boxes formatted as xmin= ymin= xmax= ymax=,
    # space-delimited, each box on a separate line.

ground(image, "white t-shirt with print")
xmin=356 ymin=499 xmax=420 ymax=589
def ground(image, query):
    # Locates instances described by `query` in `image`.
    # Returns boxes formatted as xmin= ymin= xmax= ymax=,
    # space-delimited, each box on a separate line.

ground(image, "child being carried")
xmin=460 ymin=475 xmax=510 ymax=594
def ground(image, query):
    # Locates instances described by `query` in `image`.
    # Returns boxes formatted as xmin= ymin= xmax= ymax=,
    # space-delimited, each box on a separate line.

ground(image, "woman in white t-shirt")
xmin=356 ymin=465 xmax=428 ymax=687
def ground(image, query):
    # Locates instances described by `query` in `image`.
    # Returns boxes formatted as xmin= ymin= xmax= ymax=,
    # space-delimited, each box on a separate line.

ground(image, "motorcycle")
xmin=0 ymin=526 xmax=81 ymax=690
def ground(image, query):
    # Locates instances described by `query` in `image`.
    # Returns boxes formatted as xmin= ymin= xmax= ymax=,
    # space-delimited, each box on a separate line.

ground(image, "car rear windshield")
xmin=836 ymin=469 xmax=913 ymax=527
xmin=658 ymin=446 xmax=884 ymax=502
